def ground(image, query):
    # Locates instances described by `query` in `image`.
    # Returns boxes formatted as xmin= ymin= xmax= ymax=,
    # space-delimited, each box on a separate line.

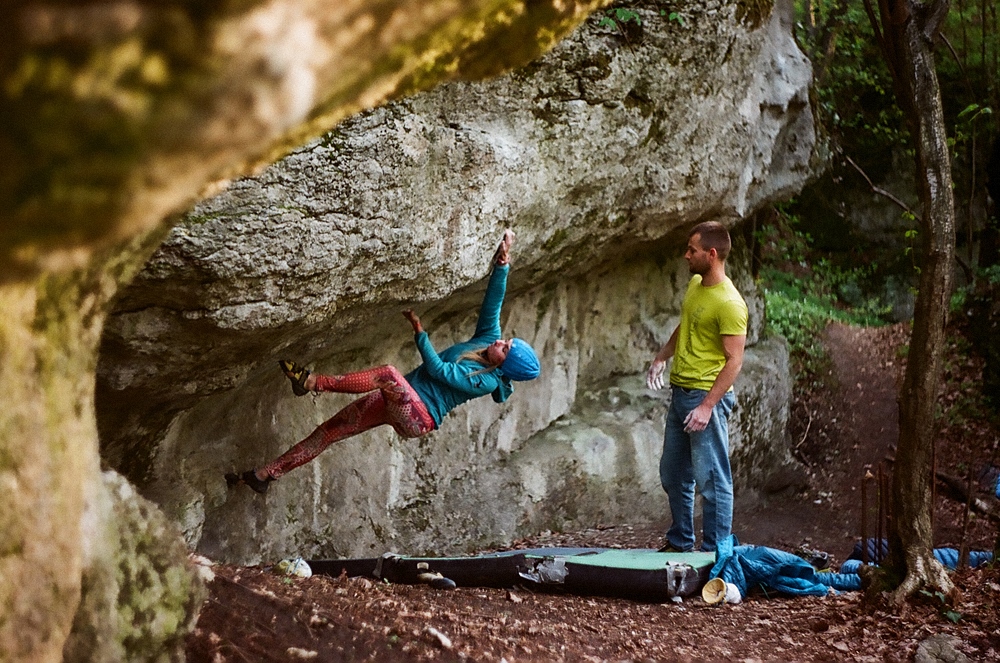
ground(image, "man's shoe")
xmin=278 ymin=360 xmax=310 ymax=396
xmin=226 ymin=470 xmax=274 ymax=494
xmin=657 ymin=542 xmax=691 ymax=553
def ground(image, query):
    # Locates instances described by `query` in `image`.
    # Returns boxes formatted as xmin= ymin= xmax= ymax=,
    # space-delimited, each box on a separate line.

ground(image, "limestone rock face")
xmin=0 ymin=1 xmax=614 ymax=660
xmin=1 ymin=0 xmax=608 ymax=281
xmin=98 ymin=0 xmax=815 ymax=563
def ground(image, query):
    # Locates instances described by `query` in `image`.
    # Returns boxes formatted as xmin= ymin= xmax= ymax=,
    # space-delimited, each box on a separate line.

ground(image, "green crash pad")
xmin=309 ymin=548 xmax=716 ymax=601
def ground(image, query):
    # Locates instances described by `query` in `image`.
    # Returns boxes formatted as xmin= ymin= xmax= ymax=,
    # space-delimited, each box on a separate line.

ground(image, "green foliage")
xmin=918 ymin=589 xmax=962 ymax=623
xmin=761 ymin=271 xmax=836 ymax=379
xmin=951 ymin=103 xmax=993 ymax=165
xmin=981 ymin=264 xmax=1000 ymax=285
xmin=949 ymin=264 xmax=1000 ymax=313
xmin=663 ymin=10 xmax=686 ymax=26
xmin=902 ymin=224 xmax=920 ymax=274
xmin=957 ymin=103 xmax=992 ymax=123
xmin=950 ymin=288 xmax=967 ymax=312
xmin=598 ymin=2 xmax=691 ymax=35
xmin=794 ymin=0 xmax=907 ymax=156
xmin=937 ymin=1 xmax=1000 ymax=122
xmin=793 ymin=0 xmax=1000 ymax=276
xmin=796 ymin=0 xmax=999 ymax=154
xmin=599 ymin=7 xmax=642 ymax=30
xmin=757 ymin=208 xmax=893 ymax=385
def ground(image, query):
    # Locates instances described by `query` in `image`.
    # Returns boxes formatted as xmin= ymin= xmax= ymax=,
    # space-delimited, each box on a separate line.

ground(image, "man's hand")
xmin=494 ymin=228 xmax=515 ymax=266
xmin=646 ymin=359 xmax=666 ymax=390
xmin=683 ymin=402 xmax=713 ymax=433
xmin=402 ymin=309 xmax=423 ymax=333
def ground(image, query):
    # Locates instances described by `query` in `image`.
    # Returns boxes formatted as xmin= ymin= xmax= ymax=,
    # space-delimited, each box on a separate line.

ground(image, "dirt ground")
xmin=185 ymin=322 xmax=1000 ymax=662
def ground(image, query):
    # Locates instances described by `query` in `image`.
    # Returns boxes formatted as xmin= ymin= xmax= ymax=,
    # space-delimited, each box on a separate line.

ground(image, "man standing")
xmin=646 ymin=221 xmax=748 ymax=553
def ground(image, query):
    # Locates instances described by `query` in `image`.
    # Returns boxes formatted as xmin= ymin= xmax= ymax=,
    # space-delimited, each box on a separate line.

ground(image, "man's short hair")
xmin=689 ymin=221 xmax=732 ymax=260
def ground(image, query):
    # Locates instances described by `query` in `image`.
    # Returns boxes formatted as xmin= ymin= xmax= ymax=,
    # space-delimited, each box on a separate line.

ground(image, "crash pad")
xmin=308 ymin=548 xmax=716 ymax=601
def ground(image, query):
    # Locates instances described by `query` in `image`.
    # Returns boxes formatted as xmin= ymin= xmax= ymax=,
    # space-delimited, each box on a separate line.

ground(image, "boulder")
xmin=0 ymin=0 xmax=613 ymax=659
xmin=63 ymin=472 xmax=207 ymax=663
xmin=97 ymin=0 xmax=815 ymax=562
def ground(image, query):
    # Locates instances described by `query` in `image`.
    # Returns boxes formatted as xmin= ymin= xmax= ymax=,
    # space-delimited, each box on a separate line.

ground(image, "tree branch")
xmin=844 ymin=155 xmax=919 ymax=216
xmin=861 ymin=0 xmax=889 ymax=64
xmin=813 ymin=0 xmax=853 ymax=89
xmin=917 ymin=0 xmax=951 ymax=40
xmin=933 ymin=469 xmax=1000 ymax=526
xmin=954 ymin=253 xmax=974 ymax=284
xmin=936 ymin=32 xmax=973 ymax=96
xmin=884 ymin=453 xmax=1000 ymax=525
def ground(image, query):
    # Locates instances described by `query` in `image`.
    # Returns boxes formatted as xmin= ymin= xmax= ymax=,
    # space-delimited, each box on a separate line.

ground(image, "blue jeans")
xmin=660 ymin=386 xmax=736 ymax=552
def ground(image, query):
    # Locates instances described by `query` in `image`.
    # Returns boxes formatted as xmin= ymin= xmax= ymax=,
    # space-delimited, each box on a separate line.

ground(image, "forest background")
xmin=768 ymin=0 xmax=999 ymax=362
xmin=754 ymin=0 xmax=1000 ymax=598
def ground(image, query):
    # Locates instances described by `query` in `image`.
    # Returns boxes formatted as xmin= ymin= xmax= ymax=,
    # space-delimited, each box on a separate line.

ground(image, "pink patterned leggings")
xmin=261 ymin=365 xmax=434 ymax=479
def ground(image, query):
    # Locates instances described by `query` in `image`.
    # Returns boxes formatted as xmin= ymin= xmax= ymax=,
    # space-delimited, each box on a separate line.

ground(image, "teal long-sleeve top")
xmin=404 ymin=264 xmax=514 ymax=428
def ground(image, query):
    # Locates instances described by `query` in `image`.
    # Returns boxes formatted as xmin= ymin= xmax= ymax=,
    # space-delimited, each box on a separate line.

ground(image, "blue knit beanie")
xmin=501 ymin=338 xmax=540 ymax=381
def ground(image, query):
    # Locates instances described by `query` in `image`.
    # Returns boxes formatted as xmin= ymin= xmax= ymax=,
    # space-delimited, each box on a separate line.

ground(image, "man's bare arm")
xmin=646 ymin=327 xmax=680 ymax=390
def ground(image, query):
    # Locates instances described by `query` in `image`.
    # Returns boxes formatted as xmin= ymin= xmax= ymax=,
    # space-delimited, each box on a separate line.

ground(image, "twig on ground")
xmin=796 ymin=409 xmax=814 ymax=450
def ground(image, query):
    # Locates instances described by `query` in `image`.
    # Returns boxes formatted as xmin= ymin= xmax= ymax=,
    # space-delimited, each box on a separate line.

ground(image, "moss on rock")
xmin=63 ymin=472 xmax=206 ymax=663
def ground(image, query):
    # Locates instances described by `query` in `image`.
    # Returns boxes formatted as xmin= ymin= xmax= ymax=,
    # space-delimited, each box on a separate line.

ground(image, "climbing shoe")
xmin=278 ymin=359 xmax=310 ymax=396
xmin=657 ymin=541 xmax=691 ymax=553
xmin=808 ymin=551 xmax=831 ymax=572
xmin=225 ymin=470 xmax=274 ymax=494
xmin=795 ymin=545 xmax=832 ymax=572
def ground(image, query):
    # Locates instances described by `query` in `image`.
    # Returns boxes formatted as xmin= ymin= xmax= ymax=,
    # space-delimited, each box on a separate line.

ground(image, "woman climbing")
xmin=227 ymin=229 xmax=540 ymax=494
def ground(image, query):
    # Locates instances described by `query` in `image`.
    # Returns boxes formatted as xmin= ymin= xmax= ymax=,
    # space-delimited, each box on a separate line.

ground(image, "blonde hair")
xmin=457 ymin=347 xmax=497 ymax=376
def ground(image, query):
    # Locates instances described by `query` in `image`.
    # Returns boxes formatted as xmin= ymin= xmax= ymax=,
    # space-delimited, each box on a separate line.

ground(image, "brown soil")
xmin=186 ymin=322 xmax=1000 ymax=662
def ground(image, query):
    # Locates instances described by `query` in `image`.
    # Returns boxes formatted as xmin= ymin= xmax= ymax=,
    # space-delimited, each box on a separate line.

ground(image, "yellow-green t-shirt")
xmin=669 ymin=275 xmax=748 ymax=391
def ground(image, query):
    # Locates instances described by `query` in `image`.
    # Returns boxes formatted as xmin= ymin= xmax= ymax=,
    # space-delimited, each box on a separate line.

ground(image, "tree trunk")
xmin=863 ymin=0 xmax=957 ymax=602
xmin=811 ymin=0 xmax=852 ymax=89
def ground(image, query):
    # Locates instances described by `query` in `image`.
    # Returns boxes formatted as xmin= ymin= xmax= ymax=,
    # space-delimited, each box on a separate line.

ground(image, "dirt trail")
xmin=732 ymin=322 xmax=909 ymax=562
